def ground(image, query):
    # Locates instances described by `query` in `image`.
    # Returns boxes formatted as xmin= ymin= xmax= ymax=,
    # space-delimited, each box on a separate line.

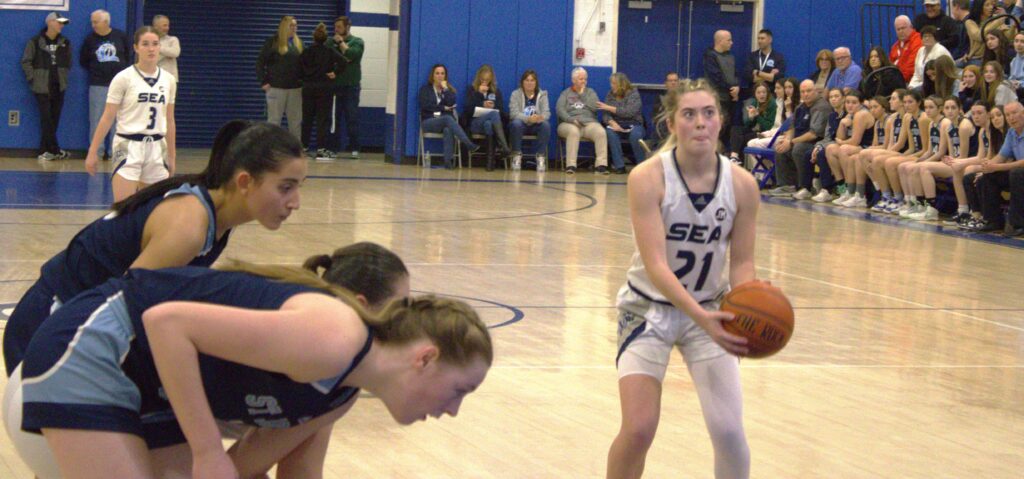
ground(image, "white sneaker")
xmin=512 ymin=154 xmax=522 ymax=171
xmin=536 ymin=155 xmax=546 ymax=173
xmin=847 ymin=194 xmax=868 ymax=208
xmin=37 ymin=152 xmax=57 ymax=161
xmin=811 ymin=189 xmax=833 ymax=202
xmin=832 ymin=192 xmax=852 ymax=205
xmin=883 ymin=199 xmax=902 ymax=214
xmin=841 ymin=194 xmax=866 ymax=208
xmin=899 ymin=203 xmax=922 ymax=218
xmin=792 ymin=188 xmax=812 ymax=200
xmin=351 ymin=151 xmax=360 ymax=159
xmin=908 ymin=205 xmax=939 ymax=221
xmin=768 ymin=185 xmax=795 ymax=196
xmin=871 ymin=198 xmax=890 ymax=212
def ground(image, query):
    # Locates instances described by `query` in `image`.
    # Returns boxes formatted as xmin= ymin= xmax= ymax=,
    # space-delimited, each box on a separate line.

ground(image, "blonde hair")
xmin=610 ymin=72 xmax=634 ymax=98
xmin=217 ymin=260 xmax=493 ymax=366
xmin=472 ymin=64 xmax=497 ymax=92
xmin=652 ymin=78 xmax=722 ymax=158
xmin=276 ymin=16 xmax=303 ymax=55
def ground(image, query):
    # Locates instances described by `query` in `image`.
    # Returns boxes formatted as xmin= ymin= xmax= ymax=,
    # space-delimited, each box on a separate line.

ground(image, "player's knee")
xmin=619 ymin=413 xmax=658 ymax=449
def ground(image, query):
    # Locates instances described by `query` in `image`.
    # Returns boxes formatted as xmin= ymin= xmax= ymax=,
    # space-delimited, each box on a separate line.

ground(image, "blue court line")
xmin=761 ymin=195 xmax=1024 ymax=249
xmin=468 ymin=305 xmax=1024 ymax=312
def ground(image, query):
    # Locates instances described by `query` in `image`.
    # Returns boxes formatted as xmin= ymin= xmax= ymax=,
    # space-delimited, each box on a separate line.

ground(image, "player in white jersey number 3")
xmin=86 ymin=26 xmax=177 ymax=202
xmin=606 ymin=78 xmax=762 ymax=479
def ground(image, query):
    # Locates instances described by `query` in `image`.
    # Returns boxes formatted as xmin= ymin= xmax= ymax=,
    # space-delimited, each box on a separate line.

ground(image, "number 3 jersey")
xmin=106 ymin=65 xmax=177 ymax=136
xmin=618 ymin=151 xmax=736 ymax=308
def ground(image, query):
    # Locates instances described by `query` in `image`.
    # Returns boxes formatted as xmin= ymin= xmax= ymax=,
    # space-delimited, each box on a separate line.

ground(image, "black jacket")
xmin=703 ymin=48 xmax=738 ymax=100
xmin=859 ymin=66 xmax=907 ymax=98
xmin=299 ymin=42 xmax=344 ymax=87
xmin=745 ymin=49 xmax=786 ymax=88
xmin=418 ymin=83 xmax=457 ymax=120
xmin=21 ymin=30 xmax=72 ymax=94
xmin=256 ymin=36 xmax=302 ymax=89
xmin=461 ymin=88 xmax=507 ymax=127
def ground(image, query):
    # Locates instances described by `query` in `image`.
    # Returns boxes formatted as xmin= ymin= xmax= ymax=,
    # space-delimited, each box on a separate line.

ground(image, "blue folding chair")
xmin=743 ymin=117 xmax=792 ymax=190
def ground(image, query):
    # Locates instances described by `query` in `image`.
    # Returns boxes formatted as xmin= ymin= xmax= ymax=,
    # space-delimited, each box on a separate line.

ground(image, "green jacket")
xmin=327 ymin=34 xmax=363 ymax=87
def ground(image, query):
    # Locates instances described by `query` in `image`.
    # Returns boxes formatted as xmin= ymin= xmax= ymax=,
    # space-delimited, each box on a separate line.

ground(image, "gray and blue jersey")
xmin=3 ymin=183 xmax=230 ymax=375
xmin=20 ymin=267 xmax=369 ymax=448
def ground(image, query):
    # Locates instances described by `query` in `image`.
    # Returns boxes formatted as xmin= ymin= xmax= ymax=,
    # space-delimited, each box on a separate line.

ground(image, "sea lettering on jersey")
xmin=665 ymin=222 xmax=724 ymax=244
xmin=136 ymin=92 xmax=167 ymax=105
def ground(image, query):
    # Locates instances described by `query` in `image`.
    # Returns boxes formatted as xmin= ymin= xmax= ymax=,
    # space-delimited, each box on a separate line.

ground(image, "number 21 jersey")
xmin=619 ymin=151 xmax=736 ymax=307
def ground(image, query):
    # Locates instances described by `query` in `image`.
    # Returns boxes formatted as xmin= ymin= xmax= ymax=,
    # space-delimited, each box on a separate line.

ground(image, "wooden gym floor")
xmin=0 ymin=151 xmax=1020 ymax=478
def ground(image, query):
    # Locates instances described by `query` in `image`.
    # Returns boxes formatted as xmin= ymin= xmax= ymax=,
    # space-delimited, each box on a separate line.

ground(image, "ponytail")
xmin=218 ymin=258 xmax=492 ymax=367
xmin=112 ymin=120 xmax=302 ymax=214
xmin=303 ymin=242 xmax=409 ymax=308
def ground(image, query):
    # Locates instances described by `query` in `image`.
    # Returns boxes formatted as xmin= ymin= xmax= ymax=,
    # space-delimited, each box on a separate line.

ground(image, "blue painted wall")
xmin=1 ymin=0 xmax=913 ymax=155
xmin=765 ymin=0 xmax=918 ymax=80
xmin=401 ymin=0 xmax=606 ymax=159
xmin=0 ymin=1 xmax=128 ymax=151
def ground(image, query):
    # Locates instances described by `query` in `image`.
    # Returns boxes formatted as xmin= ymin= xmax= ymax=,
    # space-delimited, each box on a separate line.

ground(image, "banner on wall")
xmin=0 ymin=0 xmax=68 ymax=11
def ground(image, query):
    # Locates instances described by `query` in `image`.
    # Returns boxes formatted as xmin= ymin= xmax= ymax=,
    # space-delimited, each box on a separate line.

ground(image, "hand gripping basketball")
xmin=720 ymin=280 xmax=795 ymax=358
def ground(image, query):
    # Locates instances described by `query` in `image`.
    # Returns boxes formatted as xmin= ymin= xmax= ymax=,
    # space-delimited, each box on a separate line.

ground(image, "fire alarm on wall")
xmin=575 ymin=47 xmax=585 ymax=60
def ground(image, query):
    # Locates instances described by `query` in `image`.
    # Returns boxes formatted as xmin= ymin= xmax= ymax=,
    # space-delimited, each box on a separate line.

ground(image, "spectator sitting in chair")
xmin=418 ymin=64 xmax=479 ymax=170
xmin=860 ymin=45 xmax=907 ymax=98
xmin=975 ymin=100 xmax=1024 ymax=236
xmin=908 ymin=25 xmax=953 ymax=91
xmin=891 ymin=16 xmax=923 ymax=83
xmin=826 ymin=47 xmax=863 ymax=92
xmin=462 ymin=64 xmax=511 ymax=171
xmin=649 ymin=71 xmax=679 ymax=148
xmin=598 ymin=72 xmax=645 ymax=174
xmin=769 ymin=79 xmax=831 ymax=196
xmin=508 ymin=69 xmax=551 ymax=172
xmin=556 ymin=67 xmax=608 ymax=175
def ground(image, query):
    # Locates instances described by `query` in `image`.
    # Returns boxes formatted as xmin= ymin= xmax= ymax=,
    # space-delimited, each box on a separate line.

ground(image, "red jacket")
xmin=890 ymin=31 xmax=922 ymax=82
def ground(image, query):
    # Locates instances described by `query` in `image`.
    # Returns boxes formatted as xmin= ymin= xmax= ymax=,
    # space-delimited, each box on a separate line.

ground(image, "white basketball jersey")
xmin=107 ymin=66 xmax=177 ymax=136
xmin=618 ymin=151 xmax=737 ymax=307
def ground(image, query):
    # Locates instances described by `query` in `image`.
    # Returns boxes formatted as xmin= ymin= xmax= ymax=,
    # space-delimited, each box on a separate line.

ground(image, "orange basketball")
xmin=720 ymin=280 xmax=794 ymax=359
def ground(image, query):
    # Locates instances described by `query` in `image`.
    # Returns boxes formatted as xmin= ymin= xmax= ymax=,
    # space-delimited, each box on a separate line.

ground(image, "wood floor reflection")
xmin=0 ymin=152 xmax=1020 ymax=478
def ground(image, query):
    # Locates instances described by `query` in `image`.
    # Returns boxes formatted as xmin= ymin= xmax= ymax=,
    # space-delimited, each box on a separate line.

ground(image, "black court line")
xmin=0 ymin=186 xmax=599 ymax=228
xmin=1 ymin=170 xmax=1020 ymax=245
xmin=307 ymin=174 xmax=627 ymax=187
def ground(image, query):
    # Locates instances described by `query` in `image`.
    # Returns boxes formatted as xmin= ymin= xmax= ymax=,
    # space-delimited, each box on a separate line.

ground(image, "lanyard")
xmin=759 ymin=49 xmax=772 ymax=71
